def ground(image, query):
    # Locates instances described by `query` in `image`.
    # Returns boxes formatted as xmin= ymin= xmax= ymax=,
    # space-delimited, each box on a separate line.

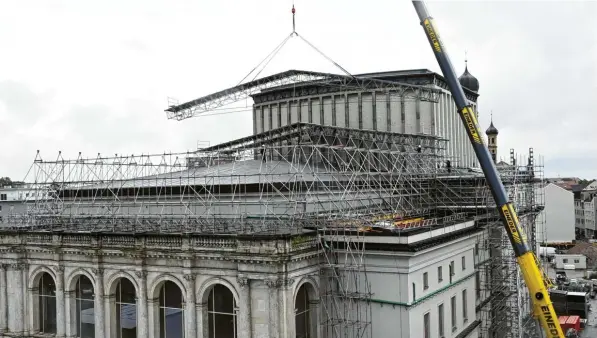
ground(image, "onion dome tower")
xmin=486 ymin=112 xmax=499 ymax=163
xmin=458 ymin=57 xmax=479 ymax=92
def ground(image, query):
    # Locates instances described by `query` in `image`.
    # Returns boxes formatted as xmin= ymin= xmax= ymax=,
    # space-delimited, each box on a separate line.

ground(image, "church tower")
xmin=486 ymin=112 xmax=499 ymax=163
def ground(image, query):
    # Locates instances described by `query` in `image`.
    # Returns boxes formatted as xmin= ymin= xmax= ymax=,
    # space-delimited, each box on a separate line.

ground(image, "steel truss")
xmin=164 ymin=70 xmax=441 ymax=121
xmin=8 ymin=123 xmax=445 ymax=235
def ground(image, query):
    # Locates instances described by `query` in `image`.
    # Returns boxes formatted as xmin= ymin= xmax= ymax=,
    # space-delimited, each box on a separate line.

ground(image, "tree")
xmin=0 ymin=177 xmax=11 ymax=187
xmin=579 ymin=179 xmax=595 ymax=186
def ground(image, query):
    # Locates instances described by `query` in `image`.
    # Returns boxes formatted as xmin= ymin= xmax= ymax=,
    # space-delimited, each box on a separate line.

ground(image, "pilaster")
xmin=64 ymin=289 xmax=75 ymax=338
xmin=92 ymin=268 xmax=105 ymax=338
xmin=237 ymin=277 xmax=251 ymax=338
xmin=277 ymin=278 xmax=295 ymax=338
xmin=8 ymin=263 xmax=25 ymax=334
xmin=196 ymin=302 xmax=207 ymax=338
xmin=183 ymin=273 xmax=196 ymax=338
xmin=265 ymin=278 xmax=280 ymax=338
xmin=0 ymin=264 xmax=7 ymax=333
xmin=54 ymin=265 xmax=66 ymax=338
xmin=135 ymin=270 xmax=149 ymax=338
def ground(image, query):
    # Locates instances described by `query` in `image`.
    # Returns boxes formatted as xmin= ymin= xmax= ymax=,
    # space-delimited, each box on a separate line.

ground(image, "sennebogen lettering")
xmin=424 ymin=20 xmax=442 ymax=52
xmin=540 ymin=306 xmax=560 ymax=337
xmin=461 ymin=108 xmax=481 ymax=143
xmin=502 ymin=206 xmax=521 ymax=243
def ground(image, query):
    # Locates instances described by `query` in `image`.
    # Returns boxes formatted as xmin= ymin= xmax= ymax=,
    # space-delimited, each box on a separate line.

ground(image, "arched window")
xmin=207 ymin=284 xmax=237 ymax=338
xmin=115 ymin=278 xmax=137 ymax=338
xmin=75 ymin=275 xmax=95 ymax=338
xmin=39 ymin=272 xmax=57 ymax=334
xmin=295 ymin=284 xmax=311 ymax=338
xmin=159 ymin=281 xmax=184 ymax=338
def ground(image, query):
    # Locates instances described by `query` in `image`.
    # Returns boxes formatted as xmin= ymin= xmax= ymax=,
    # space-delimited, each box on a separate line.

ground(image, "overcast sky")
xmin=0 ymin=0 xmax=595 ymax=181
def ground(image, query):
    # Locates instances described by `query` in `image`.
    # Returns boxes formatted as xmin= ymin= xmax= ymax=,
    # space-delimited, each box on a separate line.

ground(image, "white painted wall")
xmin=363 ymin=234 xmax=480 ymax=338
xmin=539 ymin=183 xmax=575 ymax=242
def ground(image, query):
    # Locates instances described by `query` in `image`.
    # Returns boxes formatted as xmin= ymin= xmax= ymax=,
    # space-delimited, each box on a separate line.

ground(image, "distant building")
xmin=554 ymin=254 xmax=587 ymax=270
xmin=485 ymin=117 xmax=498 ymax=163
xmin=574 ymin=181 xmax=597 ymax=239
xmin=540 ymin=183 xmax=575 ymax=243
xmin=567 ymin=243 xmax=597 ymax=269
xmin=0 ymin=185 xmax=32 ymax=222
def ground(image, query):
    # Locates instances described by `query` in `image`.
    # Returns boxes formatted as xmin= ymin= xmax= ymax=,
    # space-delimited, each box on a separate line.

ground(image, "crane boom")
xmin=411 ymin=2 xmax=565 ymax=337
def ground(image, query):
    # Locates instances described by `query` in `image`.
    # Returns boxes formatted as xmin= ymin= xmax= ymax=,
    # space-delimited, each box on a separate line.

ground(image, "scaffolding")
xmin=472 ymin=148 xmax=546 ymax=338
xmin=4 ymin=118 xmax=548 ymax=338
xmin=5 ymin=122 xmax=449 ymax=338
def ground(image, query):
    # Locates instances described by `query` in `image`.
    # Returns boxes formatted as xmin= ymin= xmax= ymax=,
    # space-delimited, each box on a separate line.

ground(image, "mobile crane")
xmin=411 ymin=1 xmax=566 ymax=337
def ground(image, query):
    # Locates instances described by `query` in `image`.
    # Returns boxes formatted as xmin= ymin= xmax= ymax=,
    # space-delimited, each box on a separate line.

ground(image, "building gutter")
xmin=370 ymin=272 xmax=476 ymax=307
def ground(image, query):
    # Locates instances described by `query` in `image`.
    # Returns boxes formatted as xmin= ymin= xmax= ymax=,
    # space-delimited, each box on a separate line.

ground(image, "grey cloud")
xmin=0 ymin=81 xmax=48 ymax=121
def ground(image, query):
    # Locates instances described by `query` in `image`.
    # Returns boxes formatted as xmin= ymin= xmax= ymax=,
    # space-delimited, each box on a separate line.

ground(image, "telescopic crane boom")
xmin=411 ymin=2 xmax=565 ymax=337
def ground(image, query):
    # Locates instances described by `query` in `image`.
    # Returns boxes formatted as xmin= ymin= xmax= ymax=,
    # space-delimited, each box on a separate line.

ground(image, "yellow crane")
xmin=411 ymin=1 xmax=565 ymax=337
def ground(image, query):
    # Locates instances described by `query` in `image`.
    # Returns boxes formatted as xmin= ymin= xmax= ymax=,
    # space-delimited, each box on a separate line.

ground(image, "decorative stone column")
xmin=0 ymin=264 xmax=7 ymax=333
xmin=147 ymin=297 xmax=157 ymax=338
xmin=93 ymin=268 xmax=105 ymax=338
xmin=279 ymin=278 xmax=296 ymax=338
xmin=196 ymin=302 xmax=207 ymax=338
xmin=21 ymin=263 xmax=28 ymax=336
xmin=9 ymin=264 xmax=25 ymax=335
xmin=54 ymin=266 xmax=66 ymax=338
xmin=135 ymin=271 xmax=149 ymax=338
xmin=64 ymin=289 xmax=75 ymax=338
xmin=183 ymin=274 xmax=196 ymax=338
xmin=309 ymin=298 xmax=321 ymax=338
xmin=265 ymin=278 xmax=280 ymax=338
xmin=104 ymin=294 xmax=113 ymax=337
xmin=237 ymin=277 xmax=251 ymax=338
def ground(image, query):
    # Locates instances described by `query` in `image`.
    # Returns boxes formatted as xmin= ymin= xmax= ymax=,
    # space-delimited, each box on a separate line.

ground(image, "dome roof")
xmin=458 ymin=63 xmax=479 ymax=92
xmin=486 ymin=121 xmax=498 ymax=135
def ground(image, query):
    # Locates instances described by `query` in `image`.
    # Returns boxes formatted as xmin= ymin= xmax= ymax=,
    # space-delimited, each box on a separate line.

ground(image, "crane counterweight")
xmin=411 ymin=1 xmax=565 ymax=337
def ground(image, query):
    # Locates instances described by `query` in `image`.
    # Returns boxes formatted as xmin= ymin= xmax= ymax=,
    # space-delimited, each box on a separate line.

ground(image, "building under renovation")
xmin=0 ymin=65 xmax=547 ymax=338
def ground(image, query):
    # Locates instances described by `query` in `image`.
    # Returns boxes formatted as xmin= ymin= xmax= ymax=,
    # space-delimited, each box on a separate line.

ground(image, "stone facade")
xmin=0 ymin=231 xmax=321 ymax=338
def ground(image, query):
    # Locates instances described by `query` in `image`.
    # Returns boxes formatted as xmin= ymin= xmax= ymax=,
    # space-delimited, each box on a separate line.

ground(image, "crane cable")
xmin=236 ymin=2 xmax=355 ymax=86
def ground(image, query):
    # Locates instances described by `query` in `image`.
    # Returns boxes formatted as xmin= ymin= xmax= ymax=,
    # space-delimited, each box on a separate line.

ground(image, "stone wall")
xmin=0 ymin=230 xmax=321 ymax=338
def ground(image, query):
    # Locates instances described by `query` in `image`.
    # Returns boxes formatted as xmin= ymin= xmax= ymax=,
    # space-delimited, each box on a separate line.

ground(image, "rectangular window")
xmin=462 ymin=256 xmax=466 ymax=270
xmin=438 ymin=266 xmax=443 ymax=282
xmin=449 ymin=261 xmax=454 ymax=283
xmin=0 ymin=194 xmax=6 ymax=201
xmin=412 ymin=283 xmax=416 ymax=302
xmin=574 ymin=259 xmax=580 ymax=263
xmin=563 ymin=259 xmax=568 ymax=263
xmin=475 ymin=271 xmax=481 ymax=300
xmin=451 ymin=296 xmax=457 ymax=332
xmin=438 ymin=303 xmax=445 ymax=337
xmin=424 ymin=272 xmax=429 ymax=290
xmin=424 ymin=312 xmax=430 ymax=338
xmin=474 ymin=243 xmax=479 ymax=256
xmin=462 ymin=289 xmax=468 ymax=323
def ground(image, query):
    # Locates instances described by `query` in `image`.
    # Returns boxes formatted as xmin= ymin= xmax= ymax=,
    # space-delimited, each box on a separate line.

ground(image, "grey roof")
xmin=80 ymin=159 xmax=341 ymax=190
